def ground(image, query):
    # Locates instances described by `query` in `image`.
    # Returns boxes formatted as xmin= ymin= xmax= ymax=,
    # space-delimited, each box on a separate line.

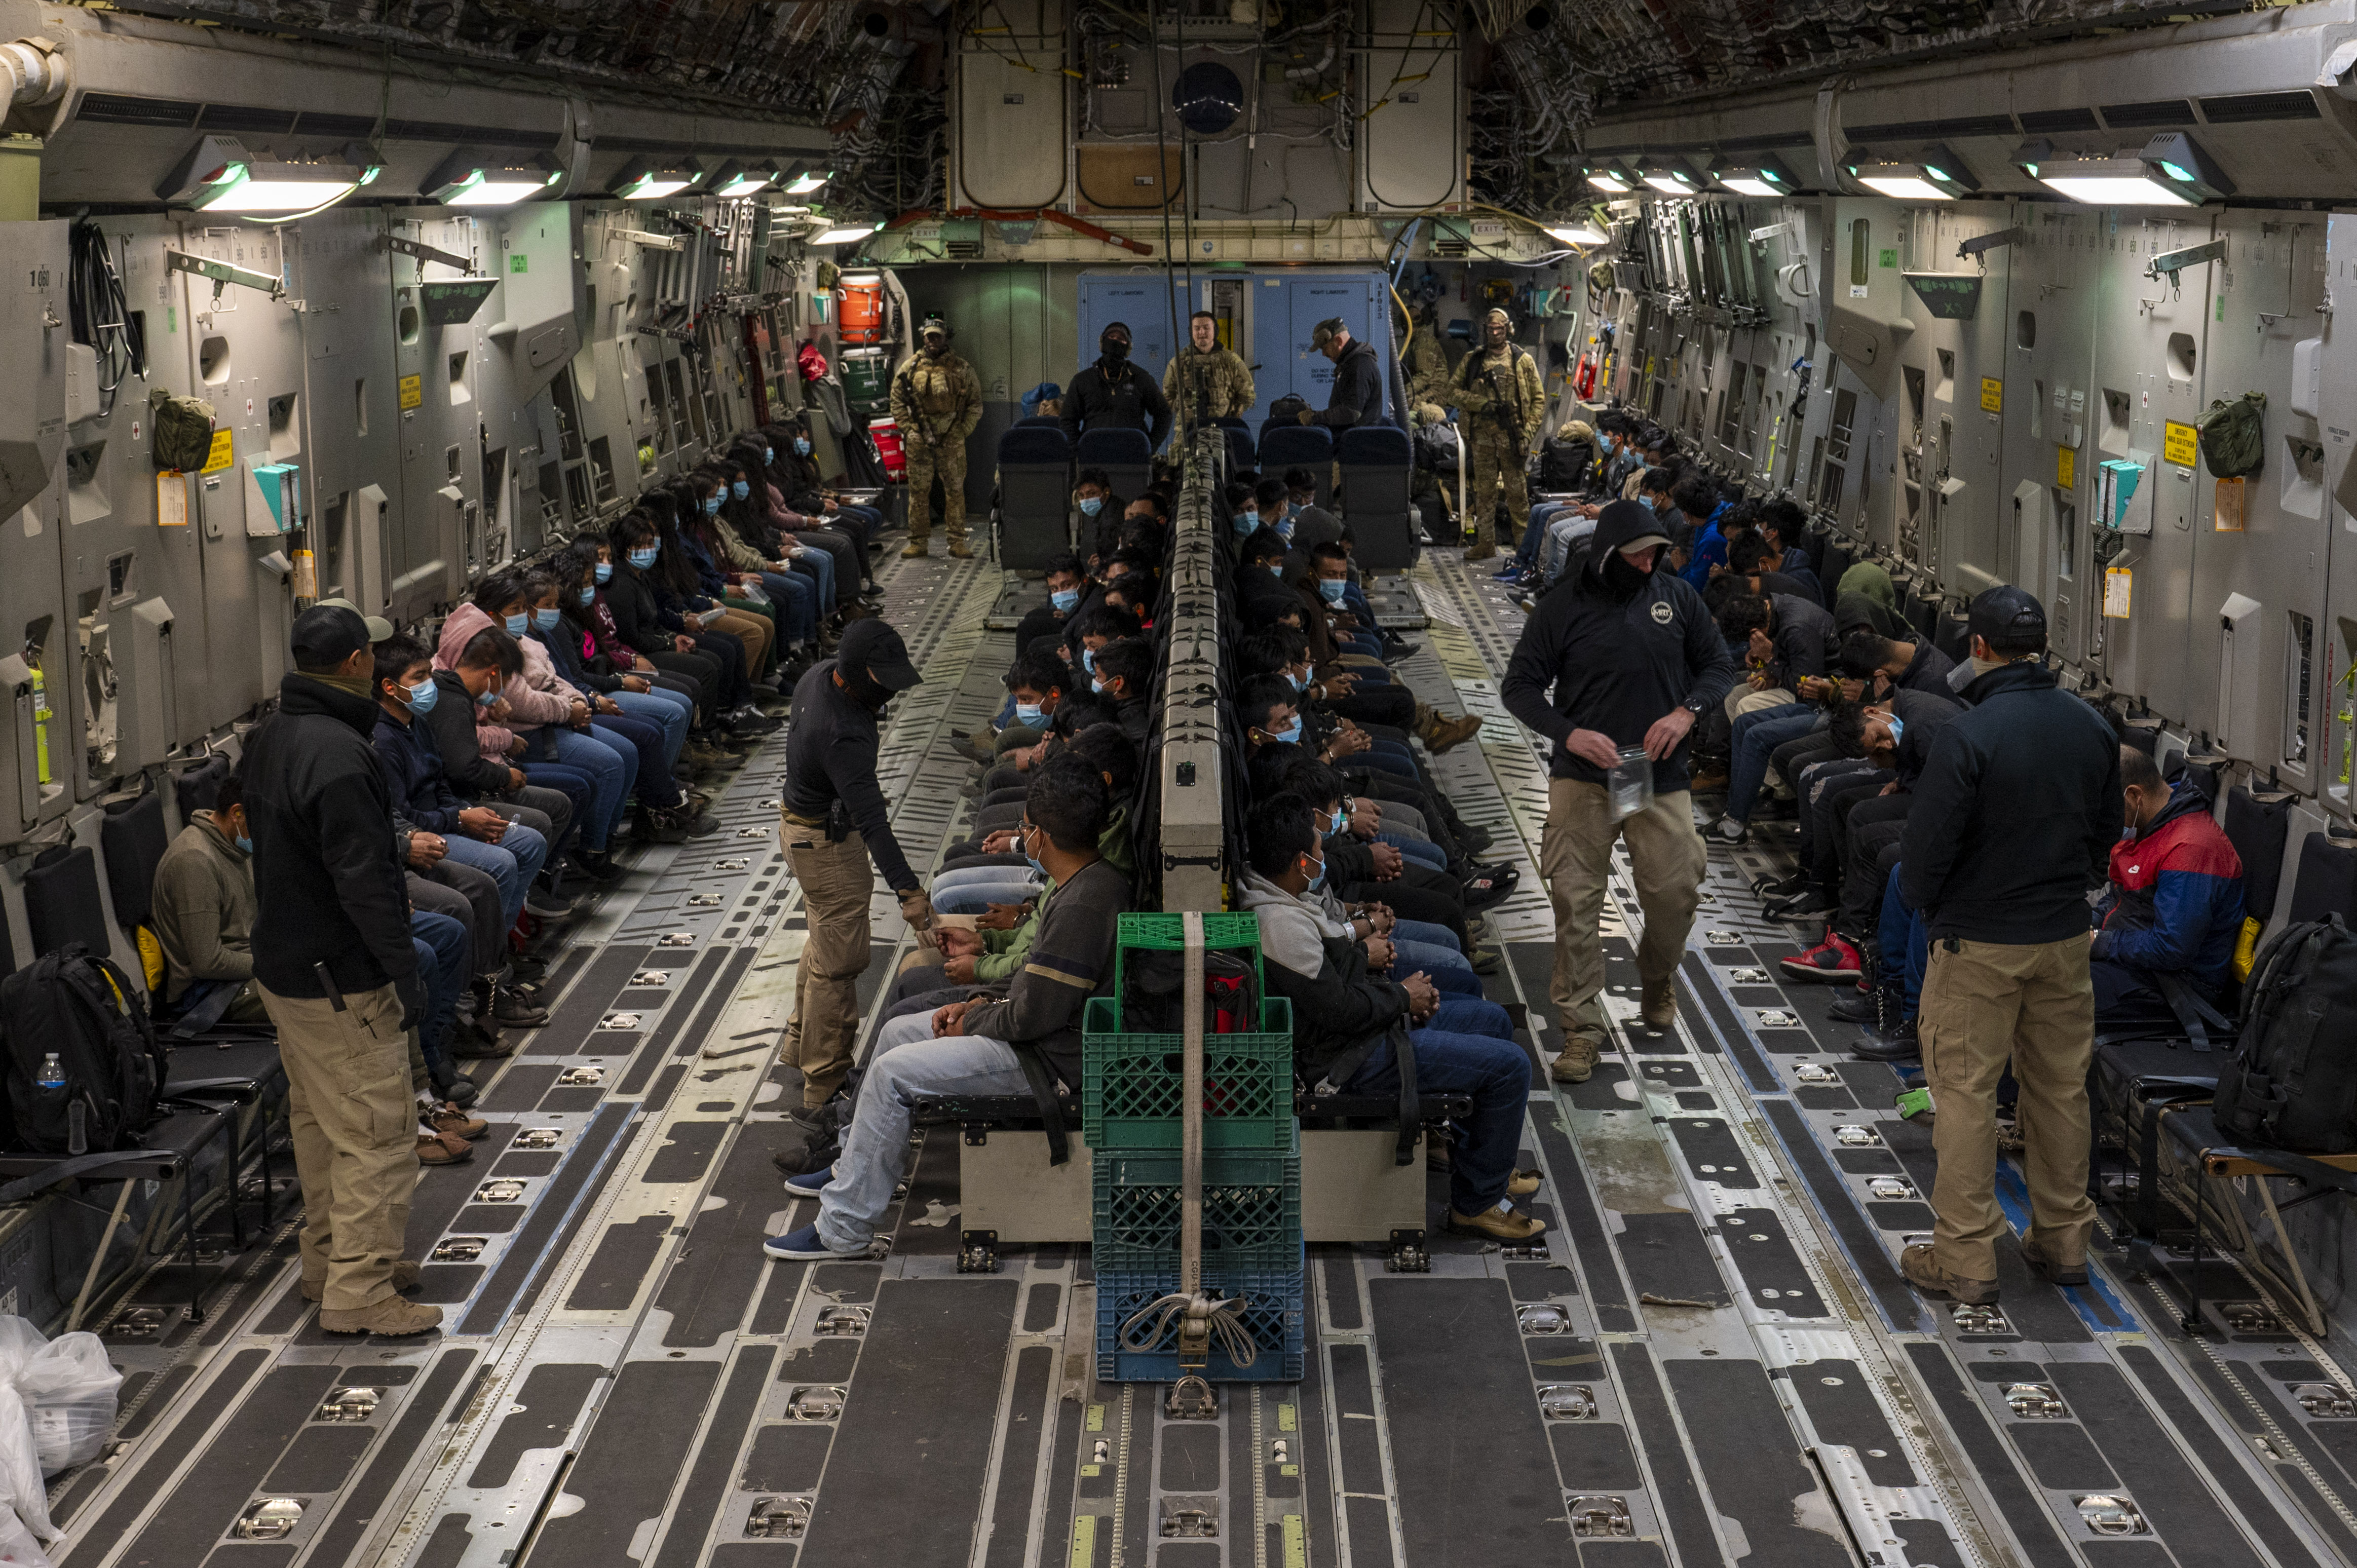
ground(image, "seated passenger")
xmin=763 ymin=755 xmax=1131 ymax=1259
xmin=1238 ymin=793 xmax=1543 ymax=1244
xmin=2092 ymin=745 xmax=2244 ymax=1020
xmin=1089 ymin=636 xmax=1156 ymax=743
xmin=151 ymin=772 xmax=269 ymax=1025
xmin=1705 ymin=589 xmax=1840 ymax=844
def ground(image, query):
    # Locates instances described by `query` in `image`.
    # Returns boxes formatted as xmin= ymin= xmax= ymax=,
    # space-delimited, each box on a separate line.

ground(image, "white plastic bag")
xmin=0 ymin=1505 xmax=50 ymax=1566
xmin=10 ymin=1327 xmax=119 ymax=1474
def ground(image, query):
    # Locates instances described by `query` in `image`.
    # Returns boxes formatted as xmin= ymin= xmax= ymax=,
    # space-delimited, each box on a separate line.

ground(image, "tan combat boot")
xmin=1899 ymin=1244 xmax=1999 ymax=1306
xmin=1549 ymin=1028 xmax=1603 ymax=1084
xmin=302 ymin=1260 xmax=423 ymax=1303
xmin=319 ymin=1296 xmax=444 ymax=1336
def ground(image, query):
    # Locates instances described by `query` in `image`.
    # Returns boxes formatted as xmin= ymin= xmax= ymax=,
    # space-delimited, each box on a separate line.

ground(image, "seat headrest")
xmin=1259 ymin=424 xmax=1334 ymax=461
xmin=1337 ymin=425 xmax=1411 ymax=465
xmin=997 ymin=427 xmax=1072 ymax=465
xmin=102 ymin=792 xmax=171 ymax=930
xmin=1076 ymin=427 xmax=1152 ymax=464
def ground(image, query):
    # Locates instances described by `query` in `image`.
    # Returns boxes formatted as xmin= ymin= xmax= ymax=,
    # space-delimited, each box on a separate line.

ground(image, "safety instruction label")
xmin=201 ymin=430 xmax=233 ymax=475
xmin=2214 ymin=475 xmax=2246 ymax=532
xmin=2163 ymin=418 xmax=2198 ymax=468
xmin=1980 ymin=377 xmax=2001 ymax=413
xmin=2057 ymin=445 xmax=2076 ymax=490
xmin=2103 ymin=567 xmax=2133 ymax=619
xmin=399 ymin=374 xmax=423 ymax=411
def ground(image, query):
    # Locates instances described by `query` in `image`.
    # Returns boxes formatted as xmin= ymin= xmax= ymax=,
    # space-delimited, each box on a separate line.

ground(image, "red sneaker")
xmin=1781 ymin=931 xmax=1862 ymax=983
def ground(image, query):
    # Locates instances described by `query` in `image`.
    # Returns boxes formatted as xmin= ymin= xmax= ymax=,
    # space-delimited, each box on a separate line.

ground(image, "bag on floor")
xmin=0 ymin=1319 xmax=118 ymax=1475
xmin=2212 ymin=914 xmax=2357 ymax=1152
xmin=0 ymin=945 xmax=167 ymax=1155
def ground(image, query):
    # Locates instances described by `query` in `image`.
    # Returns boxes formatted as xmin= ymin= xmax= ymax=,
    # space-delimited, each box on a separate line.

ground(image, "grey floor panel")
xmin=2046 ymin=1359 xmax=2273 ymax=1568
xmin=112 ymin=1361 xmax=344 ymax=1568
xmin=1661 ymin=1359 xmax=1850 ymax=1568
xmin=652 ymin=1348 xmax=776 ymax=1568
xmin=531 ymin=1360 xmax=724 ymax=1566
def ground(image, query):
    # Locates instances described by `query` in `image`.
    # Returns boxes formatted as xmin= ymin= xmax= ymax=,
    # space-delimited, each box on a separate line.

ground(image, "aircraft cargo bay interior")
xmin=1 ymin=2 xmax=2357 ymax=1566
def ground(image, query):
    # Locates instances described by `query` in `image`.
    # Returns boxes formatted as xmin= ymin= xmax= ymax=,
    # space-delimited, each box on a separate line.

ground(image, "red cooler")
xmin=868 ymin=416 xmax=906 ymax=481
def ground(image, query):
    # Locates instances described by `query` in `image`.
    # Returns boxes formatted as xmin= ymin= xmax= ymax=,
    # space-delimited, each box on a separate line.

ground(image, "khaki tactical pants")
xmin=257 ymin=980 xmax=414 ymax=1312
xmin=1540 ymin=778 xmax=1707 ymax=1040
xmin=905 ymin=437 xmax=968 ymax=545
xmin=1919 ymin=934 xmax=2097 ymax=1281
xmin=1466 ymin=426 xmax=1529 ymax=551
xmin=781 ymin=815 xmax=876 ymax=1108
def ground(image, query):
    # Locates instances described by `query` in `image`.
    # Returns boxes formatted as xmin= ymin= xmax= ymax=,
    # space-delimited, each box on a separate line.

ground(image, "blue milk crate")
xmin=1094 ymin=1242 xmax=1306 ymax=1383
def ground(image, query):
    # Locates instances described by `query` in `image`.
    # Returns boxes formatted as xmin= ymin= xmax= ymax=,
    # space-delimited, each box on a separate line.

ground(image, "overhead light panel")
xmin=157 ymin=135 xmax=380 ymax=215
xmin=1708 ymin=154 xmax=1800 ymax=198
xmin=422 ymin=148 xmax=560 ymax=208
xmin=1638 ymin=157 xmax=1701 ymax=195
xmin=812 ymin=222 xmax=881 ymax=246
xmin=708 ymin=160 xmax=782 ymax=198
xmin=783 ymin=164 xmax=831 ymax=196
xmin=1849 ymin=146 xmax=1975 ymax=200
xmin=1581 ymin=159 xmax=1637 ymax=195
xmin=614 ymin=156 xmax=704 ymax=200
xmin=2023 ymin=133 xmax=2231 ymax=207
xmin=1544 ymin=222 xmax=1608 ymax=246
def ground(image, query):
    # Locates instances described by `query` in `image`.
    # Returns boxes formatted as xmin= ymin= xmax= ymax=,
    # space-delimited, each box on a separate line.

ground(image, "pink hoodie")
xmin=435 ymin=603 xmax=586 ymax=754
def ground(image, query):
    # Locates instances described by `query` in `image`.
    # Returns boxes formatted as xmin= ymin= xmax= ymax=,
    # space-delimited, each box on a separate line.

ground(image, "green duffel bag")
xmin=2195 ymin=390 xmax=2266 ymax=478
xmin=148 ymin=389 xmax=216 ymax=473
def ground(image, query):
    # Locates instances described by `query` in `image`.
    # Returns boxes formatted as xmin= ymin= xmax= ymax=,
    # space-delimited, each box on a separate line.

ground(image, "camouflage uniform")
xmin=1162 ymin=347 xmax=1256 ymax=427
xmin=1403 ymin=322 xmax=1451 ymax=411
xmin=889 ymin=349 xmax=983 ymax=552
xmin=1452 ymin=337 xmax=1546 ymax=557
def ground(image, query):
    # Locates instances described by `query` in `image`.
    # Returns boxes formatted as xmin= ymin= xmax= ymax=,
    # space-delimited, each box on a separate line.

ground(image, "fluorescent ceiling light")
xmin=1848 ymin=147 xmax=1974 ymax=200
xmin=1544 ymin=223 xmax=1608 ymax=245
xmin=1856 ymin=172 xmax=1955 ymax=200
xmin=614 ymin=156 xmax=704 ymax=200
xmin=1718 ymin=176 xmax=1779 ymax=197
xmin=156 ymin=135 xmax=378 ymax=215
xmin=812 ymin=223 xmax=880 ymax=245
xmin=784 ymin=167 xmax=830 ymax=196
xmin=1640 ymin=158 xmax=1699 ymax=194
xmin=1708 ymin=155 xmax=1799 ymax=198
xmin=2034 ymin=162 xmax=2200 ymax=206
xmin=422 ymin=148 xmax=560 ymax=208
xmin=1582 ymin=161 xmax=1636 ymax=194
xmin=708 ymin=160 xmax=781 ymax=198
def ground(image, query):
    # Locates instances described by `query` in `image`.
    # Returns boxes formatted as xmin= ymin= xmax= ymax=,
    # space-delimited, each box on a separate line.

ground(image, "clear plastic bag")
xmin=1607 ymin=744 xmax=1655 ymax=824
xmin=10 ymin=1327 xmax=118 ymax=1474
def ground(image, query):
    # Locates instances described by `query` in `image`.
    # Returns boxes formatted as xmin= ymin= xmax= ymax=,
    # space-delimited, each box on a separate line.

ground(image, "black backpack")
xmin=2213 ymin=916 xmax=2357 ymax=1153
xmin=1268 ymin=393 xmax=1311 ymax=424
xmin=1122 ymin=948 xmax=1262 ymax=1036
xmin=1540 ymin=436 xmax=1594 ymax=491
xmin=0 ymin=944 xmax=169 ymax=1154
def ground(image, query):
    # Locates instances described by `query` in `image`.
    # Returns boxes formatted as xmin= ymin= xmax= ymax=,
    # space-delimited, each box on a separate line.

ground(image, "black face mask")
xmin=1602 ymin=548 xmax=1654 ymax=600
xmin=1100 ymin=338 xmax=1130 ymax=362
xmin=839 ymin=664 xmax=893 ymax=710
xmin=923 ymin=341 xmax=946 ymax=358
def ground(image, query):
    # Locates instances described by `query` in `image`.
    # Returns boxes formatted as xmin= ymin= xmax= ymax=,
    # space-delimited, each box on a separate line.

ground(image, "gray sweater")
xmin=959 ymin=856 xmax=1129 ymax=1087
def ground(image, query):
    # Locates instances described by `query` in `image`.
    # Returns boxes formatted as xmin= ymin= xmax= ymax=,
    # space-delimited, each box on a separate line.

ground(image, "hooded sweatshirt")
xmin=436 ymin=602 xmax=582 ymax=735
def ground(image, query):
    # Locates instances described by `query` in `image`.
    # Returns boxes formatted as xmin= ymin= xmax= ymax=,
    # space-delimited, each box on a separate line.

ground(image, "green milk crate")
xmin=1081 ymin=995 xmax=1296 ymax=1152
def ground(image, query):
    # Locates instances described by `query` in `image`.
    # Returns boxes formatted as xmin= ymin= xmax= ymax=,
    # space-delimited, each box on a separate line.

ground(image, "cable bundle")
xmin=67 ymin=220 xmax=145 ymax=419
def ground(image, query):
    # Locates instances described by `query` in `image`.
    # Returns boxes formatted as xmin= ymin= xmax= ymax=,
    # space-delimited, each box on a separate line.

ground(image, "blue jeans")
xmin=1391 ymin=918 xmax=1461 ymax=953
xmin=1878 ymin=866 xmax=1929 ymax=1017
xmin=441 ymin=822 xmax=548 ymax=931
xmin=542 ymin=725 xmax=631 ymax=847
xmin=1728 ymin=706 xmax=1824 ymax=824
xmin=610 ymin=687 xmax=689 ymax=771
xmin=411 ymin=911 xmax=470 ymax=1084
xmin=1395 ymin=945 xmax=1480 ymax=993
xmin=1345 ymin=1025 xmax=1531 ymax=1215
xmin=1542 ymin=515 xmax=1596 ymax=582
xmin=788 ymin=543 xmax=837 ymax=607
xmin=1378 ymin=832 xmax=1447 ymax=871
xmin=520 ymin=761 xmax=598 ymax=853
xmin=1516 ymin=501 xmax=1572 ymax=566
xmin=934 ymin=878 xmax=1040 ymax=914
xmin=591 ymin=712 xmax=681 ymax=809
xmin=1426 ymin=996 xmax=1514 ymax=1039
xmin=752 ymin=571 xmax=816 ymax=647
xmin=814 ymin=1014 xmax=1032 ymax=1250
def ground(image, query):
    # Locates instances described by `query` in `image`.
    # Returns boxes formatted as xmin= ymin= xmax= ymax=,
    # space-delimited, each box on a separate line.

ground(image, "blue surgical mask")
xmin=234 ymin=834 xmax=253 ymax=854
xmin=1079 ymin=496 xmax=1104 ymax=518
xmin=1015 ymin=701 xmax=1045 ymax=726
xmin=1021 ymin=827 xmax=1046 ymax=878
xmin=1277 ymin=518 xmax=1295 ymax=542
xmin=1287 ymin=668 xmax=1306 ymax=692
xmin=504 ymin=611 xmax=529 ymax=636
xmin=794 ymin=437 xmax=812 ymax=456
xmin=629 ymin=546 xmax=659 ymax=570
xmin=403 ymin=676 xmax=440 ymax=715
xmin=476 ymin=684 xmax=500 ymax=709
xmin=1051 ymin=588 xmax=1079 ymax=613
xmin=732 ymin=480 xmax=750 ymax=501
xmin=1328 ymin=804 xmax=1346 ymax=835
xmin=703 ymin=493 xmax=721 ymax=517
xmin=1082 ymin=647 xmax=1097 ymax=674
xmin=1287 ymin=501 xmax=1303 ymax=518
xmin=594 ymin=562 xmax=613 ymax=584
xmin=1092 ymin=677 xmax=1109 ymax=695
xmin=1318 ymin=579 xmax=1346 ymax=603
xmin=1302 ymin=853 xmax=1326 ymax=893
xmin=533 ymin=607 xmax=562 ymax=632
xmin=1268 ymin=563 xmax=1285 ymax=577
xmin=1267 ymin=718 xmax=1302 ymax=745
xmin=764 ymin=447 xmax=774 ymax=465
xmin=578 ymin=586 xmax=596 ymax=607
xmin=1887 ymin=717 xmax=1906 ymax=747
xmin=1235 ymin=509 xmax=1258 ymax=534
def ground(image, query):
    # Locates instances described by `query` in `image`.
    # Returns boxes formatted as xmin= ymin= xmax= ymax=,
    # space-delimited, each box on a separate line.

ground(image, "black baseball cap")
xmin=1967 ymin=584 xmax=2047 ymax=645
xmin=838 ymin=618 xmax=922 ymax=691
xmin=289 ymin=604 xmax=372 ymax=669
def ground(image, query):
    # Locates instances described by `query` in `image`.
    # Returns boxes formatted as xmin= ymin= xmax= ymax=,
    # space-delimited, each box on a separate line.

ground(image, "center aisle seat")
xmin=1337 ymin=425 xmax=1418 ymax=570
xmin=1075 ymin=427 xmax=1151 ymax=515
xmin=1258 ymin=424 xmax=1333 ymax=508
xmin=995 ymin=425 xmax=1073 ymax=570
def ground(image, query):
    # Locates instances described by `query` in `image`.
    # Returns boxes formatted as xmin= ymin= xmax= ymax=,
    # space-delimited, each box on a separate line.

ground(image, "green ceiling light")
xmin=157 ymin=135 xmax=381 ymax=215
xmin=783 ymin=163 xmax=831 ymax=196
xmin=1581 ymin=158 xmax=1638 ymax=194
xmin=2032 ymin=133 xmax=2233 ymax=207
xmin=1638 ymin=155 xmax=1701 ymax=195
xmin=1848 ymin=145 xmax=1975 ymax=200
xmin=422 ymin=148 xmax=561 ymax=208
xmin=1708 ymin=154 xmax=1801 ymax=197
xmin=613 ymin=156 xmax=705 ymax=200
xmin=708 ymin=160 xmax=783 ymax=199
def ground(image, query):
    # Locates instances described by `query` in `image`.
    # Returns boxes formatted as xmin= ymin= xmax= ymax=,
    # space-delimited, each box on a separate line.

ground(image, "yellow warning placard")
xmin=2103 ymin=566 xmax=2133 ymax=619
xmin=2163 ymin=418 xmax=2198 ymax=468
xmin=398 ymin=373 xmax=423 ymax=411
xmin=2057 ymin=445 xmax=2076 ymax=491
xmin=1980 ymin=377 xmax=2002 ymax=413
xmin=200 ymin=429 xmax=233 ymax=475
